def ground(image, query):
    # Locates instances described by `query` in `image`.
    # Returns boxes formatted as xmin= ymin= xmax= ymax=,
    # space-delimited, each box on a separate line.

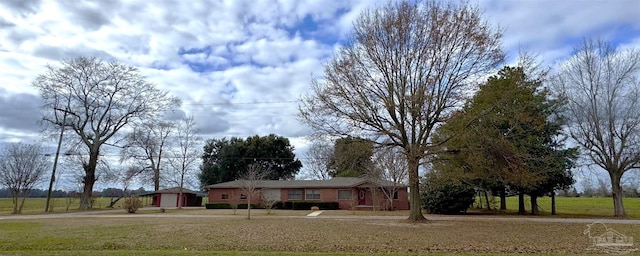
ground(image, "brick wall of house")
xmin=278 ymin=188 xmax=355 ymax=210
xmin=208 ymin=188 xmax=261 ymax=205
xmin=394 ymin=188 xmax=409 ymax=210
xmin=357 ymin=187 xmax=410 ymax=210
xmin=336 ymin=188 xmax=358 ymax=210
xmin=208 ymin=186 xmax=409 ymax=210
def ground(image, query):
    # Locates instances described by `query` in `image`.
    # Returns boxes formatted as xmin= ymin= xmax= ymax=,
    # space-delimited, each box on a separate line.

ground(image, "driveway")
xmin=1 ymin=208 xmax=639 ymax=225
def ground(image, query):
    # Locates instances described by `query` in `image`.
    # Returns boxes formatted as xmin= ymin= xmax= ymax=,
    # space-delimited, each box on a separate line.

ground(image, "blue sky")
xmin=0 ymin=0 xmax=638 ymax=189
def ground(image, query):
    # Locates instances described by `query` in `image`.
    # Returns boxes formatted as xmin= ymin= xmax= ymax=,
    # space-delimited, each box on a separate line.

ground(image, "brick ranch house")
xmin=206 ymin=177 xmax=409 ymax=210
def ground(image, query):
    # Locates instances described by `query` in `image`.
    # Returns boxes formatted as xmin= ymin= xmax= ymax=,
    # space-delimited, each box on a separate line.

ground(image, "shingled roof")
xmin=206 ymin=177 xmax=406 ymax=189
xmin=138 ymin=187 xmax=205 ymax=196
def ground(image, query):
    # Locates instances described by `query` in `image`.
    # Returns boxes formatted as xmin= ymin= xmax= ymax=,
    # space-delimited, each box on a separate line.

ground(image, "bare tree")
xmin=122 ymin=120 xmax=174 ymax=191
xmin=229 ymin=190 xmax=240 ymax=215
xmin=238 ymin=163 xmax=272 ymax=220
xmin=371 ymin=146 xmax=408 ymax=210
xmin=261 ymin=194 xmax=277 ymax=214
xmin=33 ymin=56 xmax=180 ymax=210
xmin=102 ymin=165 xmax=144 ymax=208
xmin=168 ymin=117 xmax=201 ymax=208
xmin=303 ymin=140 xmax=334 ymax=180
xmin=553 ymin=39 xmax=640 ymax=217
xmin=298 ymin=1 xmax=503 ymax=221
xmin=0 ymin=143 xmax=50 ymax=214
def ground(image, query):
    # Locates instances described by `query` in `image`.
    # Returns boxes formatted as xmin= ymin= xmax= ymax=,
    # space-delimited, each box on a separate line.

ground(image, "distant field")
xmin=0 ymin=197 xmax=132 ymax=215
xmin=499 ymin=196 xmax=640 ymax=218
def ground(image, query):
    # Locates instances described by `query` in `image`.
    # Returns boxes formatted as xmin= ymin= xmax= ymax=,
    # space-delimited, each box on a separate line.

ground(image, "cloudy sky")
xmin=0 ymin=0 xmax=638 ymax=185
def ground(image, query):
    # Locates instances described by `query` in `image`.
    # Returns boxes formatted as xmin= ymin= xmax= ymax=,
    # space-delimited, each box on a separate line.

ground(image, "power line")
xmin=1 ymin=100 xmax=301 ymax=112
xmin=183 ymin=100 xmax=299 ymax=106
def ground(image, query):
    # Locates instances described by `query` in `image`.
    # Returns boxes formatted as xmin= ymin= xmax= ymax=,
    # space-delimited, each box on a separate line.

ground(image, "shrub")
xmin=205 ymin=203 xmax=261 ymax=209
xmin=206 ymin=202 xmax=340 ymax=210
xmin=284 ymin=201 xmax=339 ymax=210
xmin=123 ymin=196 xmax=142 ymax=213
xmin=421 ymin=174 xmax=475 ymax=214
xmin=206 ymin=203 xmax=230 ymax=209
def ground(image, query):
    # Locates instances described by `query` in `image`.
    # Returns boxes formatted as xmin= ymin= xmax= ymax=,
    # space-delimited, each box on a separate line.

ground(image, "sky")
xmin=0 ymin=0 xmax=639 ymax=189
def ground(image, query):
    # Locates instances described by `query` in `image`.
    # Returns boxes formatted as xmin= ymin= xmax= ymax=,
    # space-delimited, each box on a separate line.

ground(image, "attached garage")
xmin=139 ymin=187 xmax=205 ymax=208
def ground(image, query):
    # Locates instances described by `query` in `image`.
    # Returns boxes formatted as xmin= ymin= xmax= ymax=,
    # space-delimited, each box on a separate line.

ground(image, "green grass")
xmin=497 ymin=196 xmax=640 ymax=218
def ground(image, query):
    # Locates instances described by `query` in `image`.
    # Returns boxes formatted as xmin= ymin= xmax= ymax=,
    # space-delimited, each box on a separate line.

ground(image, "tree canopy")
xmin=329 ymin=137 xmax=373 ymax=177
xmin=199 ymin=134 xmax=302 ymax=186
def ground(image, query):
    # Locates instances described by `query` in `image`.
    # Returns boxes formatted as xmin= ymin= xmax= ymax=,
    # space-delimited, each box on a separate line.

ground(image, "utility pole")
xmin=45 ymin=107 xmax=69 ymax=212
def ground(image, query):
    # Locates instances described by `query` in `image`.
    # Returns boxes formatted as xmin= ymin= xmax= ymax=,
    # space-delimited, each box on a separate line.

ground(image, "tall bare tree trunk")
xmin=80 ymin=149 xmax=99 ymax=210
xmin=610 ymin=172 xmax=626 ymax=217
xmin=530 ymin=195 xmax=539 ymax=215
xmin=18 ymin=191 xmax=29 ymax=214
xmin=407 ymin=156 xmax=425 ymax=221
xmin=11 ymin=190 xmax=18 ymax=214
xmin=551 ymin=193 xmax=556 ymax=215
xmin=178 ymin=174 xmax=185 ymax=209
xmin=518 ymin=193 xmax=526 ymax=214
xmin=154 ymin=169 xmax=160 ymax=191
xmin=247 ymin=196 xmax=252 ymax=220
xmin=499 ymin=188 xmax=507 ymax=211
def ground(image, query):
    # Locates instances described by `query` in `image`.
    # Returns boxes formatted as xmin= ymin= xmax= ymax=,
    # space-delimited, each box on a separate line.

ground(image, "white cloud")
xmin=480 ymin=0 xmax=640 ymax=62
xmin=0 ymin=0 xmax=638 ymax=185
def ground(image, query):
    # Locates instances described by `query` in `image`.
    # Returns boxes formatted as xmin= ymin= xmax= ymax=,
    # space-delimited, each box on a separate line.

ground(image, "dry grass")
xmin=0 ymin=211 xmax=637 ymax=255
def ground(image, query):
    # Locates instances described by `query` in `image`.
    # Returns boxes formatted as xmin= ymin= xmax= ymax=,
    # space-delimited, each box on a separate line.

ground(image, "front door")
xmin=358 ymin=189 xmax=366 ymax=205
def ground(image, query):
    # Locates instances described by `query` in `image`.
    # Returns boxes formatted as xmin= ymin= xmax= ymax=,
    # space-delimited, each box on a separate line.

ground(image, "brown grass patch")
xmin=1 ymin=213 xmax=638 ymax=254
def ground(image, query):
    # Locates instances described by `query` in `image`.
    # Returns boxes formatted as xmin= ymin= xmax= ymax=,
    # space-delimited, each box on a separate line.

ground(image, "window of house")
xmin=306 ymin=189 xmax=320 ymax=200
xmin=221 ymin=194 xmax=229 ymax=200
xmin=288 ymin=190 xmax=302 ymax=200
xmin=240 ymin=194 xmax=247 ymax=199
xmin=393 ymin=191 xmax=399 ymax=200
xmin=337 ymin=190 xmax=352 ymax=200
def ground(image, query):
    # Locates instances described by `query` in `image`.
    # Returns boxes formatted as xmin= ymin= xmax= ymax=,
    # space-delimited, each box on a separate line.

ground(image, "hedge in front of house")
xmin=205 ymin=203 xmax=261 ymax=209
xmin=284 ymin=201 xmax=339 ymax=210
xmin=206 ymin=202 xmax=339 ymax=210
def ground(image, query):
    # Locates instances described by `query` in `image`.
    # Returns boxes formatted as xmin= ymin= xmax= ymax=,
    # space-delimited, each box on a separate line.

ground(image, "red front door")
xmin=358 ymin=189 xmax=366 ymax=205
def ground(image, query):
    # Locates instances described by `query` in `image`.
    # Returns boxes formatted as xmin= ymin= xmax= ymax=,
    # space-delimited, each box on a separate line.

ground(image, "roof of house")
xmin=138 ymin=187 xmax=204 ymax=196
xmin=206 ymin=177 xmax=407 ymax=189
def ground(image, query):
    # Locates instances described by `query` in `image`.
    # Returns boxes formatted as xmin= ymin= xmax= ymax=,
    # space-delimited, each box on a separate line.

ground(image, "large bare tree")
xmin=122 ymin=120 xmax=175 ymax=191
xmin=303 ymin=140 xmax=334 ymax=180
xmin=33 ymin=56 xmax=180 ymax=210
xmin=298 ymin=1 xmax=503 ymax=221
xmin=553 ymin=39 xmax=640 ymax=217
xmin=0 ymin=143 xmax=50 ymax=214
xmin=168 ymin=117 xmax=201 ymax=208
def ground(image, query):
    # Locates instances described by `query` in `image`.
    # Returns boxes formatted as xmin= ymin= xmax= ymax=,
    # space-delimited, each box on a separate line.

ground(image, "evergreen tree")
xmin=434 ymin=66 xmax=576 ymax=214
